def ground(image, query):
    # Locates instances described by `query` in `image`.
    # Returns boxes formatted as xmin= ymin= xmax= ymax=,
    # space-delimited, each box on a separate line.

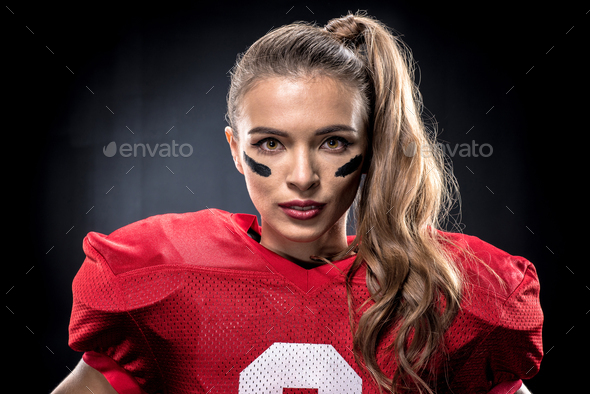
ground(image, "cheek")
xmin=325 ymin=167 xmax=363 ymax=202
xmin=243 ymin=166 xmax=277 ymax=208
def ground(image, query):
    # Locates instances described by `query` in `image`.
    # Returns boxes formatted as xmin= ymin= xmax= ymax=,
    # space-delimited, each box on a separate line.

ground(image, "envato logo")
xmin=403 ymin=141 xmax=493 ymax=158
xmin=103 ymin=141 xmax=193 ymax=158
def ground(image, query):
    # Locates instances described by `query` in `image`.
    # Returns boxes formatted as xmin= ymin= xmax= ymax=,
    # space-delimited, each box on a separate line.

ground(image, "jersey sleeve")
xmin=68 ymin=232 xmax=165 ymax=394
xmin=485 ymin=258 xmax=544 ymax=391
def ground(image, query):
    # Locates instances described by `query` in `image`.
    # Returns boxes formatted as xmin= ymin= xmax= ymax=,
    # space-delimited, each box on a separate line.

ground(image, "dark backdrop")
xmin=5 ymin=1 xmax=587 ymax=393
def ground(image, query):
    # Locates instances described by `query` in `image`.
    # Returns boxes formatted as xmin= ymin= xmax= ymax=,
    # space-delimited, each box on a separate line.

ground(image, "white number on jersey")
xmin=238 ymin=342 xmax=362 ymax=393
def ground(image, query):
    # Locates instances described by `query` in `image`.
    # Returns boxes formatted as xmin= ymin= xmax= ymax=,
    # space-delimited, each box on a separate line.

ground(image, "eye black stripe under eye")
xmin=335 ymin=154 xmax=362 ymax=178
xmin=243 ymin=151 xmax=271 ymax=177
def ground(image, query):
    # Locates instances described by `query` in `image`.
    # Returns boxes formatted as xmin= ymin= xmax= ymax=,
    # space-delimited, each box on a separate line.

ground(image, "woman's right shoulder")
xmin=81 ymin=208 xmax=245 ymax=275
xmin=72 ymin=208 xmax=266 ymax=313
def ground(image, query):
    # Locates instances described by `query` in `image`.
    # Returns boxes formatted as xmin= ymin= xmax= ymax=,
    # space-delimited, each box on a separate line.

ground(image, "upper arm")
xmin=51 ymin=357 xmax=117 ymax=394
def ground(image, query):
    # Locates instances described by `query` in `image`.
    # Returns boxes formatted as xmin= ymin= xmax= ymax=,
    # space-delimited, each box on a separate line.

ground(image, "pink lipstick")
xmin=278 ymin=200 xmax=326 ymax=220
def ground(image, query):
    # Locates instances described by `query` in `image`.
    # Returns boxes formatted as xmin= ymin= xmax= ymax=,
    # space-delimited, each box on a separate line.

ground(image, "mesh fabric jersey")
xmin=68 ymin=209 xmax=543 ymax=393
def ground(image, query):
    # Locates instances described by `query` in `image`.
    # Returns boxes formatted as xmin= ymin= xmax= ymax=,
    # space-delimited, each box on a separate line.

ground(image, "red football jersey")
xmin=68 ymin=209 xmax=543 ymax=393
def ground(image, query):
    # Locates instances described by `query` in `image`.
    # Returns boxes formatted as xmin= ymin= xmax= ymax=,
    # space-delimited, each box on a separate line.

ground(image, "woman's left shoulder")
xmin=437 ymin=231 xmax=544 ymax=387
xmin=437 ymin=230 xmax=539 ymax=299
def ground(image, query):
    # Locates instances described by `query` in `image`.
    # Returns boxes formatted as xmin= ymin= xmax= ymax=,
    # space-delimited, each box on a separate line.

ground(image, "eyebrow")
xmin=247 ymin=124 xmax=357 ymax=137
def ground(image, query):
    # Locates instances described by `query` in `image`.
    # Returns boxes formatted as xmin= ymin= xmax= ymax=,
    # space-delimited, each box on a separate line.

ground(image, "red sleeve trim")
xmin=83 ymin=351 xmax=147 ymax=394
xmin=487 ymin=379 xmax=522 ymax=394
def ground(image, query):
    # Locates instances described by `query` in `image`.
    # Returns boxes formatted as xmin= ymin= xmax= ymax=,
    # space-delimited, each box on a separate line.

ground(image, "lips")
xmin=278 ymin=200 xmax=326 ymax=220
xmin=278 ymin=200 xmax=326 ymax=209
xmin=286 ymin=206 xmax=320 ymax=211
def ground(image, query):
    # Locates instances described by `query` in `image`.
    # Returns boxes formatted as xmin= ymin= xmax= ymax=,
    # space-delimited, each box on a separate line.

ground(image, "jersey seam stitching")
xmin=125 ymin=309 xmax=168 ymax=392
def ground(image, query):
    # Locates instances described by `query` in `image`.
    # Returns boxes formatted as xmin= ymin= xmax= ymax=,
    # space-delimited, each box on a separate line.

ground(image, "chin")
xmin=280 ymin=226 xmax=325 ymax=243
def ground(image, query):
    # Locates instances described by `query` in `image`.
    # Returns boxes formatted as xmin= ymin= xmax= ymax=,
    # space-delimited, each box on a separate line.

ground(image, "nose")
xmin=286 ymin=148 xmax=320 ymax=191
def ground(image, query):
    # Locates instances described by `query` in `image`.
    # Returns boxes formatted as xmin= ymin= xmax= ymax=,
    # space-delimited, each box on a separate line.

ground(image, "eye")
xmin=251 ymin=137 xmax=284 ymax=154
xmin=265 ymin=139 xmax=280 ymax=150
xmin=321 ymin=136 xmax=351 ymax=151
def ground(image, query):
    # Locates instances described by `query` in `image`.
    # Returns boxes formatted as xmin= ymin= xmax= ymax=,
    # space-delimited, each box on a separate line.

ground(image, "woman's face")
xmin=225 ymin=75 xmax=368 ymax=255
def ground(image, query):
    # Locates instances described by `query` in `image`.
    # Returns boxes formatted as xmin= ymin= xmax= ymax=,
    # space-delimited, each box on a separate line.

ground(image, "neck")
xmin=257 ymin=218 xmax=351 ymax=268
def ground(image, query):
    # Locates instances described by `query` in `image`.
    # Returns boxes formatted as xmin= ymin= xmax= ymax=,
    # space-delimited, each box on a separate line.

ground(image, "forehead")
xmin=237 ymin=75 xmax=365 ymax=136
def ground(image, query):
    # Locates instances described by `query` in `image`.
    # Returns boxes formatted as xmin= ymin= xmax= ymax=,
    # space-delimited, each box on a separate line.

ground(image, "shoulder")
xmin=83 ymin=208 xmax=249 ymax=276
xmin=437 ymin=231 xmax=544 ymax=384
xmin=437 ymin=230 xmax=538 ymax=299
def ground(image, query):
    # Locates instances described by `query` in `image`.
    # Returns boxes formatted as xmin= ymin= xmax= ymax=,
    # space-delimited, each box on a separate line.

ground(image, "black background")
xmin=4 ymin=1 xmax=587 ymax=392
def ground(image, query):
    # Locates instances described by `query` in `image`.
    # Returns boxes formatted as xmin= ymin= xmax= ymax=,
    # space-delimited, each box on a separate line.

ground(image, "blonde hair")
xmin=226 ymin=10 xmax=465 ymax=393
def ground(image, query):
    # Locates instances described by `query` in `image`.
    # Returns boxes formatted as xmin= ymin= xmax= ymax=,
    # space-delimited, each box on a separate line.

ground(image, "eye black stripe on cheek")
xmin=243 ymin=151 xmax=271 ymax=177
xmin=335 ymin=154 xmax=363 ymax=178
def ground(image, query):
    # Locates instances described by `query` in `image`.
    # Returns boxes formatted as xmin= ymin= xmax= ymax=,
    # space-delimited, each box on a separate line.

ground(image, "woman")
xmin=52 ymin=11 xmax=542 ymax=394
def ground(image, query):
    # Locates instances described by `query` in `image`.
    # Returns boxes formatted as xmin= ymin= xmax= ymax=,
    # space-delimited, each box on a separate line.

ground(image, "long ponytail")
xmin=323 ymin=12 xmax=463 ymax=393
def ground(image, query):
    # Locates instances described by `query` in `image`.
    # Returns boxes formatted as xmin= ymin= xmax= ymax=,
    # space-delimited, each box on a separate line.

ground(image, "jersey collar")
xmin=230 ymin=212 xmax=363 ymax=294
